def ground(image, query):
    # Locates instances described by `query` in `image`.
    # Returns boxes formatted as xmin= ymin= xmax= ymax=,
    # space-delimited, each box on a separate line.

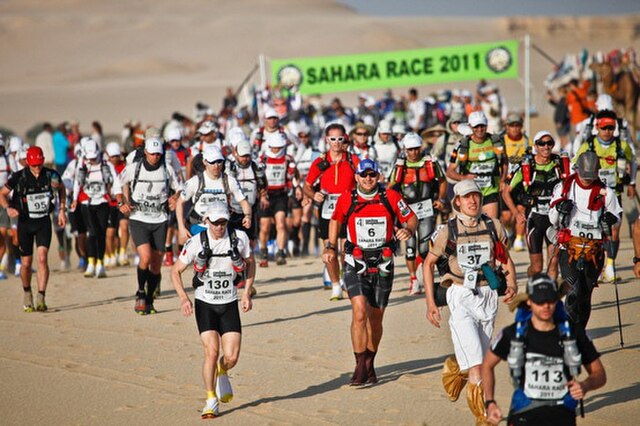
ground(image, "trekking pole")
xmin=612 ymin=258 xmax=625 ymax=348
xmin=531 ymin=43 xmax=560 ymax=68
xmin=580 ymin=399 xmax=585 ymax=418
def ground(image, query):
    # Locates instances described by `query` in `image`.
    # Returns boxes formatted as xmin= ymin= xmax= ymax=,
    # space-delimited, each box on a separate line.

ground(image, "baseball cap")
xmin=454 ymin=179 xmax=482 ymax=198
xmin=527 ymin=273 xmax=559 ymax=304
xmin=468 ymin=111 xmax=488 ymax=127
xmin=203 ymin=145 xmax=224 ymax=163
xmin=26 ymin=146 xmax=45 ymax=166
xmin=392 ymin=123 xmax=406 ymax=134
xmin=164 ymin=126 xmax=183 ymax=142
xmin=576 ymin=151 xmax=599 ymax=180
xmin=144 ymin=137 xmax=164 ymax=154
xmin=377 ymin=121 xmax=392 ymax=134
xmin=402 ymin=132 xmax=423 ymax=150
xmin=236 ymin=140 xmax=252 ymax=157
xmin=264 ymin=107 xmax=278 ymax=119
xmin=84 ymin=138 xmax=99 ymax=159
xmin=266 ymin=132 xmax=286 ymax=148
xmin=506 ymin=113 xmax=523 ymax=125
xmin=198 ymin=120 xmax=217 ymax=135
xmin=356 ymin=159 xmax=379 ymax=175
xmin=106 ymin=142 xmax=122 ymax=157
xmin=204 ymin=202 xmax=230 ymax=223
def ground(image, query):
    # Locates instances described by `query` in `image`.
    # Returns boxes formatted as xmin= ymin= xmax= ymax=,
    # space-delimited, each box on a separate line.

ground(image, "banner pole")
xmin=259 ymin=53 xmax=267 ymax=89
xmin=524 ymin=34 xmax=531 ymax=137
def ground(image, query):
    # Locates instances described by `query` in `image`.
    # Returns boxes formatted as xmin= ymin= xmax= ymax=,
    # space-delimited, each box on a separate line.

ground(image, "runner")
xmin=303 ymin=123 xmax=359 ymax=299
xmin=105 ymin=142 xmax=129 ymax=266
xmin=549 ymin=151 xmax=622 ymax=330
xmin=634 ymin=218 xmax=640 ymax=278
xmin=117 ymin=137 xmax=182 ymax=315
xmin=422 ymin=179 xmax=517 ymax=425
xmin=323 ymin=159 xmax=417 ymax=385
xmin=293 ymin=124 xmax=321 ymax=256
xmin=502 ymin=131 xmax=565 ymax=278
xmin=251 ymin=107 xmax=290 ymax=157
xmin=171 ymin=202 xmax=255 ymax=419
xmin=349 ymin=122 xmax=378 ymax=162
xmin=373 ymin=121 xmax=399 ymax=181
xmin=482 ymin=273 xmax=606 ymax=426
xmin=446 ymin=111 xmax=507 ymax=219
xmin=388 ymin=132 xmax=446 ymax=294
xmin=0 ymin=147 xmax=66 ymax=312
xmin=572 ymin=109 xmax=636 ymax=282
xmin=187 ymin=120 xmax=222 ymax=179
xmin=62 ymin=143 xmax=89 ymax=270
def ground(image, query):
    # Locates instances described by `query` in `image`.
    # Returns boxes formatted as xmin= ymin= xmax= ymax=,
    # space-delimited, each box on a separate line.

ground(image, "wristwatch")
xmin=324 ymin=243 xmax=336 ymax=251
xmin=633 ymin=257 xmax=640 ymax=264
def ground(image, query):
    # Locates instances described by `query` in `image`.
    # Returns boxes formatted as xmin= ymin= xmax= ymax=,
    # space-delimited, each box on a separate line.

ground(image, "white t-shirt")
xmin=73 ymin=160 xmax=121 ymax=206
xmin=181 ymin=172 xmax=245 ymax=220
xmin=179 ymin=228 xmax=251 ymax=305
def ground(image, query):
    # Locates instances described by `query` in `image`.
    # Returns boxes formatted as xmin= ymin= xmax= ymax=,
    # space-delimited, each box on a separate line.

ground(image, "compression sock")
xmin=301 ymin=222 xmax=311 ymax=255
xmin=611 ymin=240 xmax=620 ymax=260
xmin=146 ymin=272 xmax=161 ymax=304
xmin=137 ymin=267 xmax=149 ymax=293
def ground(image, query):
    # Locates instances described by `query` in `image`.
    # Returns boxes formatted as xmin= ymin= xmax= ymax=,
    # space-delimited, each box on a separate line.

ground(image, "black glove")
xmin=555 ymin=199 xmax=574 ymax=215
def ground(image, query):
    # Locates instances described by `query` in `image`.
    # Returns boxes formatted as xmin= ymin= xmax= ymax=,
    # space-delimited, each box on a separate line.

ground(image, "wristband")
xmin=324 ymin=243 xmax=336 ymax=251
xmin=484 ymin=399 xmax=496 ymax=409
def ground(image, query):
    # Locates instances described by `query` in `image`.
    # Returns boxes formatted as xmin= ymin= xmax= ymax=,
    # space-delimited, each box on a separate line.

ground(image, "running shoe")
xmin=35 ymin=293 xmax=47 ymax=312
xmin=216 ymin=362 xmax=233 ymax=403
xmin=134 ymin=292 xmax=146 ymax=315
xmin=23 ymin=291 xmax=34 ymax=313
xmin=513 ymin=236 xmax=526 ymax=252
xmin=329 ymin=285 xmax=343 ymax=301
xmin=201 ymin=397 xmax=219 ymax=419
xmin=77 ymin=257 xmax=86 ymax=271
xmin=409 ymin=278 xmax=424 ymax=295
xmin=84 ymin=262 xmax=95 ymax=278
xmin=275 ymin=251 xmax=286 ymax=266
xmin=146 ymin=304 xmax=157 ymax=315
xmin=118 ymin=252 xmax=130 ymax=266
xmin=14 ymin=260 xmax=21 ymax=277
xmin=95 ymin=264 xmax=107 ymax=278
xmin=601 ymin=259 xmax=616 ymax=283
xmin=163 ymin=251 xmax=174 ymax=267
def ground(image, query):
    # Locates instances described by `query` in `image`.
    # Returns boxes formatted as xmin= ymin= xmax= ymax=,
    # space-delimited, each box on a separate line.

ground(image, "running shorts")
xmin=69 ymin=207 xmax=87 ymax=234
xmin=343 ymin=258 xmax=393 ymax=309
xmin=258 ymin=191 xmax=288 ymax=217
xmin=318 ymin=217 xmax=347 ymax=240
xmin=129 ymin=219 xmax=167 ymax=251
xmin=195 ymin=299 xmax=241 ymax=335
xmin=229 ymin=210 xmax=257 ymax=241
xmin=0 ymin=208 xmax=10 ymax=228
xmin=526 ymin=212 xmax=552 ymax=255
xmin=17 ymin=217 xmax=52 ymax=257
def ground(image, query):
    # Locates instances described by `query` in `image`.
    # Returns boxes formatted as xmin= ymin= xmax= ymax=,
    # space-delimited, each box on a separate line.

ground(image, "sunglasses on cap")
xmin=535 ymin=139 xmax=555 ymax=147
xmin=211 ymin=219 xmax=228 ymax=227
xmin=359 ymin=170 xmax=379 ymax=178
xmin=599 ymin=126 xmax=615 ymax=131
xmin=206 ymin=159 xmax=225 ymax=165
xmin=354 ymin=132 xmax=368 ymax=136
xmin=327 ymin=136 xmax=345 ymax=143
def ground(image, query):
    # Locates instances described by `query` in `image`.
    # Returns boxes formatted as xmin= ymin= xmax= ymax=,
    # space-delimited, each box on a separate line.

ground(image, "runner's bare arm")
xmin=569 ymin=358 xmax=606 ymax=400
xmin=481 ymin=351 xmax=503 ymax=425
xmin=322 ymin=219 xmax=340 ymax=264
xmin=171 ymin=259 xmax=193 ymax=317
xmin=422 ymin=252 xmax=441 ymax=328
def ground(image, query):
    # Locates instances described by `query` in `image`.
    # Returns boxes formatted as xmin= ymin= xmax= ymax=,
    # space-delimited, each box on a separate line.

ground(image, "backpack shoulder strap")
xmin=131 ymin=158 xmax=143 ymax=194
xmin=444 ymin=217 xmax=458 ymax=256
xmin=199 ymin=228 xmax=210 ymax=252
xmin=378 ymin=188 xmax=395 ymax=219
xmin=193 ymin=171 xmax=205 ymax=203
xmin=342 ymin=190 xmax=359 ymax=225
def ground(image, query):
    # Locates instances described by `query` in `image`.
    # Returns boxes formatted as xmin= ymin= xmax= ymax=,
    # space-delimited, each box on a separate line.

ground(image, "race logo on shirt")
xmin=397 ymin=199 xmax=411 ymax=217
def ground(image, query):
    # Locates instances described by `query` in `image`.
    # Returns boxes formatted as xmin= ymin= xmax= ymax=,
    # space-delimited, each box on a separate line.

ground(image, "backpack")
xmin=187 ymin=172 xmax=231 ymax=224
xmin=199 ymin=227 xmax=244 ymax=287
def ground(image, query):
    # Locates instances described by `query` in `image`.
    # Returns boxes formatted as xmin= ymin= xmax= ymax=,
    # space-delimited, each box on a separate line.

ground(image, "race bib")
xmin=195 ymin=193 xmax=227 ymax=217
xmin=457 ymin=241 xmax=491 ymax=270
xmin=470 ymin=162 xmax=495 ymax=188
xmin=321 ymin=194 xmax=340 ymax=220
xmin=84 ymin=180 xmax=105 ymax=198
xmin=598 ymin=168 xmax=616 ymax=188
xmin=202 ymin=269 xmax=236 ymax=303
xmin=240 ymin=184 xmax=256 ymax=205
xmin=524 ymin=353 xmax=568 ymax=400
xmin=135 ymin=193 xmax=163 ymax=214
xmin=26 ymin=192 xmax=51 ymax=218
xmin=570 ymin=219 xmax=602 ymax=240
xmin=265 ymin=163 xmax=286 ymax=186
xmin=355 ymin=216 xmax=387 ymax=249
xmin=410 ymin=199 xmax=434 ymax=220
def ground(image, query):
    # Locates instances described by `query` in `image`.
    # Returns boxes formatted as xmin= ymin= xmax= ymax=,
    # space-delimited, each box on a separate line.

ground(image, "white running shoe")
xmin=513 ymin=237 xmax=526 ymax=252
xmin=216 ymin=362 xmax=233 ymax=403
xmin=409 ymin=278 xmax=424 ymax=295
xmin=134 ymin=255 xmax=140 ymax=266
xmin=201 ymin=397 xmax=219 ymax=419
xmin=601 ymin=260 xmax=616 ymax=283
xmin=84 ymin=263 xmax=95 ymax=278
xmin=118 ymin=252 xmax=130 ymax=266
xmin=329 ymin=285 xmax=343 ymax=301
xmin=95 ymin=264 xmax=107 ymax=278
xmin=15 ymin=261 xmax=21 ymax=277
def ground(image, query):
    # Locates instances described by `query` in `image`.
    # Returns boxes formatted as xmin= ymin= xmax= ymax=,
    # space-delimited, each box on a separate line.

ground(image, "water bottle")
xmin=379 ymin=247 xmax=393 ymax=277
xmin=560 ymin=152 xmax=571 ymax=179
xmin=230 ymin=247 xmax=245 ymax=273
xmin=423 ymin=155 xmax=436 ymax=182
xmin=192 ymin=250 xmax=208 ymax=289
xmin=563 ymin=338 xmax=582 ymax=378
xmin=394 ymin=155 xmax=406 ymax=183
xmin=507 ymin=339 xmax=525 ymax=387
xmin=522 ymin=155 xmax=532 ymax=188
xmin=313 ymin=189 xmax=327 ymax=208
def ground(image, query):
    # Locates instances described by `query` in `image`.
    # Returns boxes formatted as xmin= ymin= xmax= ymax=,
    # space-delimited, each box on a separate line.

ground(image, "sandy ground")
xmin=1 ymin=1 xmax=640 ymax=424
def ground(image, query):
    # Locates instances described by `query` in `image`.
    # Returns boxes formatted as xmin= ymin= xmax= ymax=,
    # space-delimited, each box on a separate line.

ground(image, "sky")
xmin=338 ymin=0 xmax=640 ymax=17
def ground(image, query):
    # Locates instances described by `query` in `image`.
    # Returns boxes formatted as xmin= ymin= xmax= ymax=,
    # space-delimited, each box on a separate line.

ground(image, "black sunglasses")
xmin=206 ymin=159 xmax=225 ymax=165
xmin=211 ymin=220 xmax=228 ymax=227
xmin=600 ymin=126 xmax=615 ymax=131
xmin=359 ymin=171 xmax=379 ymax=178
xmin=535 ymin=139 xmax=555 ymax=147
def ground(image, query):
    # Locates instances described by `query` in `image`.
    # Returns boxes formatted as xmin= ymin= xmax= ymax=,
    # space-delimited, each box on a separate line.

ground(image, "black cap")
xmin=576 ymin=151 xmax=599 ymax=180
xmin=527 ymin=273 xmax=559 ymax=304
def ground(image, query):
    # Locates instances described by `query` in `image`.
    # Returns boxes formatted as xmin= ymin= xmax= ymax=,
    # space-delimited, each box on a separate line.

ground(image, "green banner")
xmin=272 ymin=40 xmax=519 ymax=95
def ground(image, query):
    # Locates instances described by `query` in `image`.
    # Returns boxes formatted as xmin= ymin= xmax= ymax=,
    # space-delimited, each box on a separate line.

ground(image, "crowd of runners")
xmin=2 ymin=77 xmax=639 ymax=424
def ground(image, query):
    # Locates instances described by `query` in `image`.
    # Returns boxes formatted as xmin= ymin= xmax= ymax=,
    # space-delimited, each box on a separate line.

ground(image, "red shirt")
xmin=332 ymin=188 xmax=414 ymax=248
xmin=305 ymin=151 xmax=359 ymax=194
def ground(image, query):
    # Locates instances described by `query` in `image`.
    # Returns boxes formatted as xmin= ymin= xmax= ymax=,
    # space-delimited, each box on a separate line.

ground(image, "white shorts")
xmin=446 ymin=285 xmax=498 ymax=371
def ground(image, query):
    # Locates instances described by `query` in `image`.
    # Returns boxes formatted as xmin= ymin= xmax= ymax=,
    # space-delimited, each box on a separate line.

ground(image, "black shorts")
xmin=289 ymin=193 xmax=302 ymax=210
xmin=526 ymin=212 xmax=552 ymax=254
xmin=508 ymin=406 xmax=575 ymax=426
xmin=129 ymin=219 xmax=167 ymax=251
xmin=318 ymin=217 xmax=347 ymax=240
xmin=229 ymin=209 xmax=257 ymax=241
xmin=167 ymin=211 xmax=178 ymax=227
xmin=106 ymin=206 xmax=121 ymax=229
xmin=483 ymin=192 xmax=499 ymax=206
xmin=18 ymin=216 xmax=52 ymax=257
xmin=69 ymin=207 xmax=87 ymax=234
xmin=343 ymin=260 xmax=394 ymax=309
xmin=258 ymin=191 xmax=289 ymax=217
xmin=195 ymin=299 xmax=241 ymax=335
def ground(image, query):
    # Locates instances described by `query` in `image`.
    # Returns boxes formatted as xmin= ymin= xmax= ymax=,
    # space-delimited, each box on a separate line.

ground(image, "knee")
xmin=37 ymin=252 xmax=48 ymax=266
xmin=352 ymin=307 xmax=367 ymax=325
xmin=22 ymin=257 xmax=33 ymax=268
xmin=224 ymin=352 xmax=239 ymax=369
xmin=203 ymin=345 xmax=219 ymax=363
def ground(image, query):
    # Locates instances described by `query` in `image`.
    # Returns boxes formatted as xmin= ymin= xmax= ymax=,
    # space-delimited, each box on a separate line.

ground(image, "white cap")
xmin=266 ymin=132 xmax=286 ymax=148
xmin=596 ymin=94 xmax=614 ymax=112
xmin=264 ymin=107 xmax=278 ymax=119
xmin=9 ymin=136 xmax=23 ymax=153
xmin=533 ymin=130 xmax=554 ymax=143
xmin=236 ymin=140 xmax=252 ymax=157
xmin=106 ymin=142 xmax=122 ymax=157
xmin=202 ymin=145 xmax=224 ymax=163
xmin=402 ymin=132 xmax=423 ymax=150
xmin=454 ymin=179 xmax=482 ymax=197
xmin=392 ymin=123 xmax=406 ymax=134
xmin=457 ymin=123 xmax=473 ymax=136
xmin=226 ymin=127 xmax=248 ymax=148
xmin=204 ymin=202 xmax=230 ymax=222
xmin=164 ymin=126 xmax=183 ymax=142
xmin=83 ymin=138 xmax=99 ymax=159
xmin=144 ymin=137 xmax=164 ymax=154
xmin=198 ymin=120 xmax=217 ymax=135
xmin=296 ymin=122 xmax=310 ymax=135
xmin=468 ymin=111 xmax=488 ymax=127
xmin=377 ymin=121 xmax=392 ymax=134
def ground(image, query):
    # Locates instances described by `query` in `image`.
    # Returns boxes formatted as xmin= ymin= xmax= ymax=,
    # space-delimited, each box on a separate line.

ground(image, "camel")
xmin=590 ymin=61 xmax=640 ymax=137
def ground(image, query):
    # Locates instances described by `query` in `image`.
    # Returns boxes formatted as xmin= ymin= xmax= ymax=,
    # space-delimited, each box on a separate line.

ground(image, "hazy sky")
xmin=338 ymin=0 xmax=640 ymax=17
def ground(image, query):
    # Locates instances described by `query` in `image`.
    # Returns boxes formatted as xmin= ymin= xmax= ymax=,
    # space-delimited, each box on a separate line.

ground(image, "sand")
xmin=0 ymin=1 xmax=639 ymax=424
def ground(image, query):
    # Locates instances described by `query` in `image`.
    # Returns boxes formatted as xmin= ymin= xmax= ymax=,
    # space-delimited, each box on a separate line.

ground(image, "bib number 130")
xmin=207 ymin=279 xmax=230 ymax=290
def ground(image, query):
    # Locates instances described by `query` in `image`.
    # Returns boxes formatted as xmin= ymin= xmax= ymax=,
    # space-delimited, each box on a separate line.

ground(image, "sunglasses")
xmin=359 ymin=171 xmax=379 ymax=178
xmin=206 ymin=159 xmax=225 ymax=165
xmin=327 ymin=136 xmax=345 ymax=143
xmin=599 ymin=126 xmax=615 ymax=131
xmin=211 ymin=220 xmax=228 ymax=227
xmin=406 ymin=147 xmax=421 ymax=151
xmin=535 ymin=140 xmax=554 ymax=147
xmin=354 ymin=132 xmax=368 ymax=136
